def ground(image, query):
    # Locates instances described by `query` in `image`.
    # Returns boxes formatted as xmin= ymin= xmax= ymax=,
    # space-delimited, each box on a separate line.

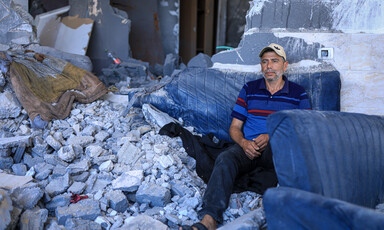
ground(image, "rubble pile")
xmin=0 ymin=92 xmax=265 ymax=229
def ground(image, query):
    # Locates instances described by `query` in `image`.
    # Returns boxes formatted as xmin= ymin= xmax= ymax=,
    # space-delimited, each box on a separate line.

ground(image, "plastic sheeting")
xmin=139 ymin=64 xmax=341 ymax=141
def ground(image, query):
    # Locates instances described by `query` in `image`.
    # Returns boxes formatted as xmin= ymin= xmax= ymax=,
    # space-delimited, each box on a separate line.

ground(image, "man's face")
xmin=260 ymin=51 xmax=288 ymax=82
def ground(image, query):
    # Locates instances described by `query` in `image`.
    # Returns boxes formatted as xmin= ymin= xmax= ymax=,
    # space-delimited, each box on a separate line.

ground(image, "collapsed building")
xmin=0 ymin=0 xmax=384 ymax=230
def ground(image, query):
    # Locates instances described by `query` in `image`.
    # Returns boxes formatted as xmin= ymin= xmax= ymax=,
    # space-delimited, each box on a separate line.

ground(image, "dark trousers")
xmin=198 ymin=143 xmax=275 ymax=223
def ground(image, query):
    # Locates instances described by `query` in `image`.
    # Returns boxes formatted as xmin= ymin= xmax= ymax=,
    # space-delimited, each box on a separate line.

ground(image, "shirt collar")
xmin=260 ymin=75 xmax=289 ymax=94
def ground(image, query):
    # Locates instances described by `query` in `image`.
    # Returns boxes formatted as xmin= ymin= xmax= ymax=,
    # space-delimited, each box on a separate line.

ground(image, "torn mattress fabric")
xmin=2 ymin=50 xmax=107 ymax=124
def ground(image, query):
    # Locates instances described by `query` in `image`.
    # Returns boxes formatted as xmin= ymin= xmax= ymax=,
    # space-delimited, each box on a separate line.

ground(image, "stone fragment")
xmin=58 ymin=145 xmax=77 ymax=162
xmin=67 ymin=136 xmax=95 ymax=147
xmin=94 ymin=216 xmax=111 ymax=230
xmin=45 ymin=173 xmax=70 ymax=196
xmin=112 ymin=170 xmax=144 ymax=192
xmin=68 ymin=182 xmax=86 ymax=194
xmin=0 ymin=173 xmax=33 ymax=190
xmin=121 ymin=214 xmax=168 ymax=230
xmin=106 ymin=190 xmax=129 ymax=212
xmin=94 ymin=131 xmax=110 ymax=142
xmin=153 ymin=143 xmax=169 ymax=154
xmin=12 ymin=163 xmax=27 ymax=176
xmin=0 ymin=135 xmax=31 ymax=149
xmin=117 ymin=142 xmax=141 ymax=165
xmin=99 ymin=160 xmax=114 ymax=172
xmin=46 ymin=135 xmax=62 ymax=151
xmin=157 ymin=155 xmax=174 ymax=169
xmin=85 ymin=145 xmax=105 ymax=158
xmin=218 ymin=208 xmax=266 ymax=230
xmin=187 ymin=53 xmax=213 ymax=68
xmin=81 ymin=125 xmax=97 ymax=136
xmin=19 ymin=208 xmax=48 ymax=230
xmin=136 ymin=183 xmax=171 ymax=207
xmin=45 ymin=194 xmax=71 ymax=212
xmin=67 ymin=159 xmax=91 ymax=175
xmin=0 ymin=156 xmax=13 ymax=169
xmin=11 ymin=186 xmax=44 ymax=209
xmin=142 ymin=103 xmax=180 ymax=128
xmin=0 ymin=189 xmax=12 ymax=230
xmin=64 ymin=217 xmax=102 ymax=230
xmin=56 ymin=199 xmax=101 ymax=225
xmin=0 ymin=91 xmax=21 ymax=119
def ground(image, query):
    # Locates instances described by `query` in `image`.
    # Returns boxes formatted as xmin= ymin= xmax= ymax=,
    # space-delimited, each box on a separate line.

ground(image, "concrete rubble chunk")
xmin=106 ymin=190 xmax=129 ymax=213
xmin=46 ymin=135 xmax=63 ymax=151
xmin=85 ymin=145 xmax=105 ymax=158
xmin=112 ymin=170 xmax=144 ymax=192
xmin=117 ymin=142 xmax=141 ymax=165
xmin=121 ymin=214 xmax=168 ymax=230
xmin=58 ymin=145 xmax=77 ymax=163
xmin=0 ymin=91 xmax=22 ymax=119
xmin=45 ymin=194 xmax=71 ymax=212
xmin=0 ymin=172 xmax=33 ymax=190
xmin=0 ymin=135 xmax=31 ymax=149
xmin=11 ymin=186 xmax=44 ymax=209
xmin=0 ymin=189 xmax=13 ymax=230
xmin=67 ymin=136 xmax=95 ymax=147
xmin=136 ymin=183 xmax=171 ymax=207
xmin=19 ymin=208 xmax=48 ymax=230
xmin=99 ymin=160 xmax=114 ymax=172
xmin=56 ymin=199 xmax=101 ymax=225
xmin=142 ymin=103 xmax=181 ymax=129
xmin=45 ymin=172 xmax=70 ymax=196
xmin=68 ymin=182 xmax=86 ymax=194
xmin=187 ymin=53 xmax=213 ymax=68
xmin=64 ymin=218 xmax=102 ymax=230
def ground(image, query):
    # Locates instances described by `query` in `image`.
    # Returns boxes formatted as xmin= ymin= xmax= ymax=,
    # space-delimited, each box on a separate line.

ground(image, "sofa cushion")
xmin=267 ymin=110 xmax=384 ymax=208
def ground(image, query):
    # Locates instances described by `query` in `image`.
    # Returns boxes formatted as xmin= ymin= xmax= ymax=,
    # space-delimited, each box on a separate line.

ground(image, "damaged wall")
xmin=212 ymin=0 xmax=384 ymax=116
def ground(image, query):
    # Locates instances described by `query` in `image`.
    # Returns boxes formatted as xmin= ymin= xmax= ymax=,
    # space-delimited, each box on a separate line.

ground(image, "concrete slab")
xmin=0 ymin=173 xmax=33 ymax=190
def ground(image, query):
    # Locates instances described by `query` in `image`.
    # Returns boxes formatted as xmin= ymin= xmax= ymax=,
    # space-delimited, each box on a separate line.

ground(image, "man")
xmin=180 ymin=43 xmax=311 ymax=230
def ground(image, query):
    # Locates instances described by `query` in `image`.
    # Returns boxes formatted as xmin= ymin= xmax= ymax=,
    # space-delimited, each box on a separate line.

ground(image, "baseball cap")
xmin=259 ymin=43 xmax=287 ymax=61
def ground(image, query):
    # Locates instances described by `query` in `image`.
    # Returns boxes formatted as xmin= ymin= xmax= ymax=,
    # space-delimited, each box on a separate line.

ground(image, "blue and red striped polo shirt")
xmin=231 ymin=75 xmax=311 ymax=140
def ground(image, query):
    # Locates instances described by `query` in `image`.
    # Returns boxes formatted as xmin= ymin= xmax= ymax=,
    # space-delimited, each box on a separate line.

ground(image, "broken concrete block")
xmin=0 ymin=173 xmax=33 ymax=190
xmin=0 ymin=135 xmax=31 ymax=149
xmin=106 ymin=190 xmax=129 ymax=213
xmin=111 ymin=170 xmax=143 ymax=192
xmin=0 ymin=0 xmax=35 ymax=47
xmin=66 ymin=136 xmax=95 ymax=147
xmin=0 ymin=189 xmax=13 ymax=230
xmin=12 ymin=163 xmax=27 ymax=176
xmin=0 ymin=92 xmax=22 ymax=119
xmin=117 ymin=142 xmax=141 ymax=165
xmin=45 ymin=194 xmax=71 ymax=212
xmin=58 ymin=145 xmax=76 ymax=163
xmin=65 ymin=217 xmax=102 ymax=230
xmin=0 ymin=156 xmax=13 ymax=169
xmin=85 ymin=145 xmax=105 ymax=158
xmin=68 ymin=182 xmax=86 ymax=195
xmin=46 ymin=135 xmax=62 ymax=151
xmin=45 ymin=172 xmax=70 ymax=196
xmin=122 ymin=214 xmax=168 ymax=230
xmin=11 ymin=186 xmax=44 ymax=209
xmin=56 ymin=199 xmax=101 ymax=225
xmin=163 ymin=53 xmax=178 ymax=77
xmin=142 ymin=103 xmax=181 ymax=128
xmin=187 ymin=53 xmax=213 ymax=68
xmin=19 ymin=208 xmax=48 ymax=230
xmin=136 ymin=182 xmax=171 ymax=207
xmin=99 ymin=160 xmax=114 ymax=172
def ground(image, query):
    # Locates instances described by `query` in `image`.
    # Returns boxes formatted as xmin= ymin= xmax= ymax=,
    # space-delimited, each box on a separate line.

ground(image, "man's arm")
xmin=229 ymin=118 xmax=262 ymax=160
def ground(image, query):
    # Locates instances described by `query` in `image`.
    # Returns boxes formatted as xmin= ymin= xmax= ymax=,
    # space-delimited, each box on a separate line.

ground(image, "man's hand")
xmin=240 ymin=139 xmax=261 ymax=160
xmin=252 ymin=134 xmax=269 ymax=152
